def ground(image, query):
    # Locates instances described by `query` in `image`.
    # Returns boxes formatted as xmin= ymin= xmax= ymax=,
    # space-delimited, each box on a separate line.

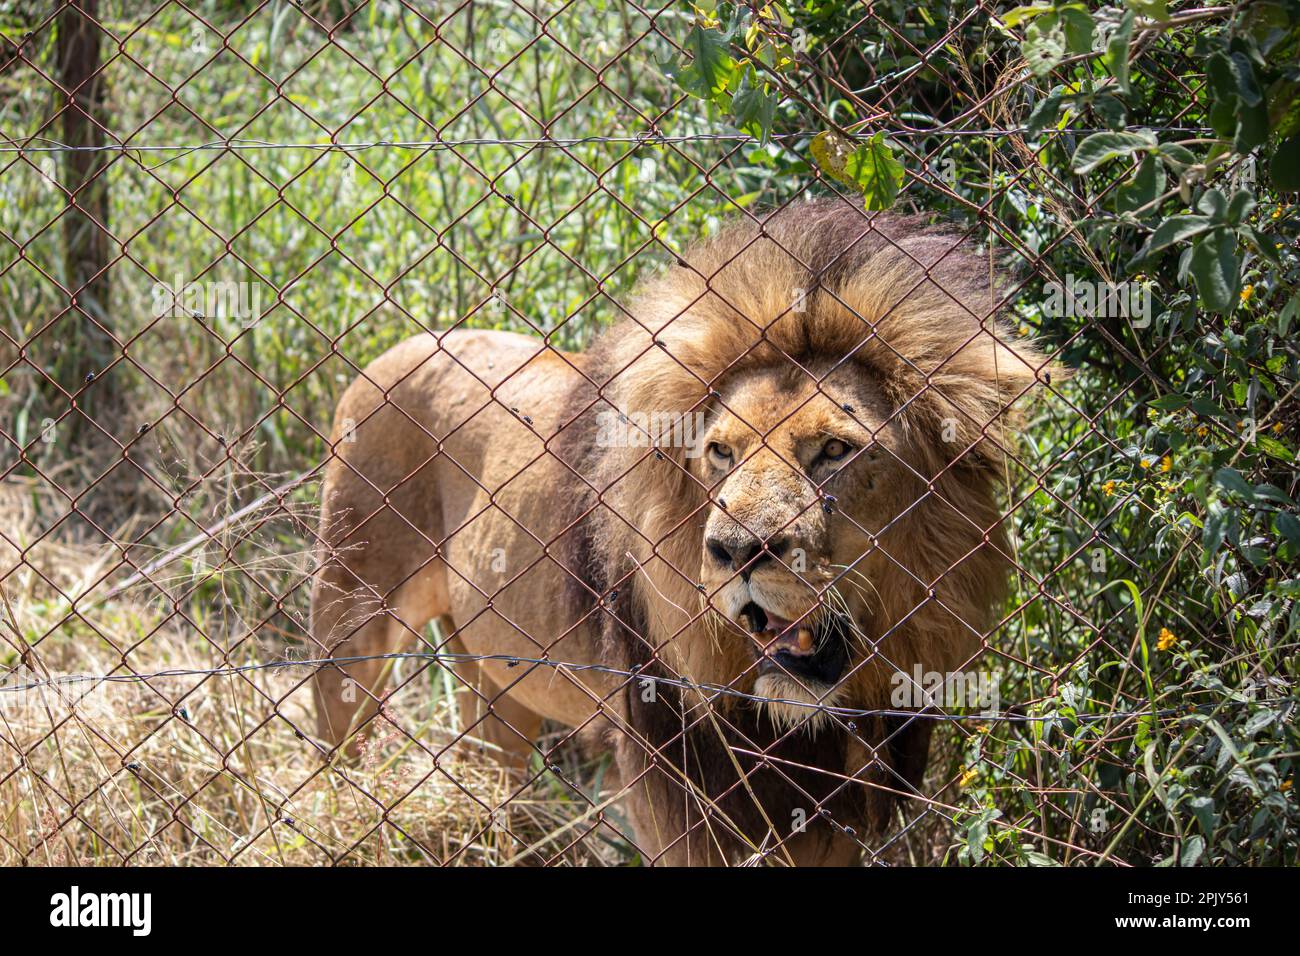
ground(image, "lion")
xmin=308 ymin=198 xmax=1051 ymax=866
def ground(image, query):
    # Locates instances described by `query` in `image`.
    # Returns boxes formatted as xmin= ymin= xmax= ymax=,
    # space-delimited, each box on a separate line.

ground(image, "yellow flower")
xmin=1157 ymin=627 xmax=1177 ymax=651
xmin=1241 ymin=284 xmax=1254 ymax=303
xmin=1160 ymin=455 xmax=1172 ymax=473
xmin=1283 ymin=780 xmax=1293 ymax=792
xmin=1196 ymin=425 xmax=1208 ymax=438
xmin=1103 ymin=480 xmax=1116 ymax=496
xmin=958 ymin=767 xmax=979 ymax=788
xmin=1140 ymin=458 xmax=1152 ymax=469
xmin=1272 ymin=422 xmax=1284 ymax=434
xmin=1273 ymin=208 xmax=1282 ymax=220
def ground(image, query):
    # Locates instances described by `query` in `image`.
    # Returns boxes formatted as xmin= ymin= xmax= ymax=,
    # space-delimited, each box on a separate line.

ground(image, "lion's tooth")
xmin=796 ymin=628 xmax=814 ymax=653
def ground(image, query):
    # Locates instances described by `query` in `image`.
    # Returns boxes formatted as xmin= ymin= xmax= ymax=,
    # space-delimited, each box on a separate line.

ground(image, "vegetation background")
xmin=0 ymin=0 xmax=1296 ymax=865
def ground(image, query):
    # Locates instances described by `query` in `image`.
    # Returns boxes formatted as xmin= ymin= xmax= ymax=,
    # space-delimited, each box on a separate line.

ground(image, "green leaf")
xmin=1241 ymin=225 xmax=1282 ymax=265
xmin=1206 ymin=53 xmax=1240 ymax=138
xmin=1190 ymin=396 xmax=1227 ymax=420
xmin=1093 ymin=93 xmax=1128 ymax=130
xmin=1025 ymin=91 xmax=1065 ymax=138
xmin=1180 ymin=834 xmax=1206 ymax=866
xmin=812 ymin=130 xmax=907 ymax=210
xmin=1071 ymin=131 xmax=1156 ymax=173
xmin=845 ymin=132 xmax=906 ymax=211
xmin=665 ymin=24 xmax=737 ymax=102
xmin=730 ymin=70 xmax=777 ymax=145
xmin=1272 ymin=78 xmax=1300 ymax=139
xmin=1279 ymin=292 xmax=1299 ymax=335
xmin=1225 ymin=189 xmax=1255 ymax=226
xmin=1203 ymin=503 xmax=1228 ymax=563
xmin=1209 ymin=98 xmax=1238 ymax=140
xmin=1155 ymin=143 xmax=1197 ymax=171
xmin=1105 ymin=10 xmax=1135 ymax=95
xmin=1057 ymin=5 xmax=1095 ymax=55
xmin=1254 ymin=483 xmax=1295 ymax=506
xmin=1188 ymin=795 xmax=1217 ymax=835
xmin=1129 ymin=215 xmax=1212 ymax=266
xmin=1148 ymin=393 xmax=1188 ymax=411
xmin=1205 ymin=51 xmax=1236 ymax=101
xmin=1124 ymin=0 xmax=1168 ymax=18
xmin=1206 ymin=49 xmax=1269 ymax=151
xmin=1188 ymin=228 xmax=1239 ymax=312
xmin=1228 ymin=52 xmax=1263 ymax=108
xmin=1023 ymin=18 xmax=1067 ymax=78
xmin=809 ymin=130 xmax=859 ymax=189
xmin=1115 ymin=154 xmax=1164 ymax=214
xmin=1214 ymin=467 xmax=1254 ymax=499
xmin=1002 ymin=4 xmax=1055 ymax=28
xmin=1257 ymin=434 xmax=1295 ymax=463
xmin=1197 ymin=188 xmax=1228 ymax=221
xmin=1270 ymin=133 xmax=1300 ymax=191
xmin=967 ymin=823 xmax=986 ymax=862
xmin=1275 ymin=512 xmax=1300 ymax=549
xmin=1235 ymin=101 xmax=1269 ymax=152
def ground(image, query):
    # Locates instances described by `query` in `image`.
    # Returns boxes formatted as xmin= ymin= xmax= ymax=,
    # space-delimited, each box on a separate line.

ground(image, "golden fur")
xmin=309 ymin=199 xmax=1053 ymax=865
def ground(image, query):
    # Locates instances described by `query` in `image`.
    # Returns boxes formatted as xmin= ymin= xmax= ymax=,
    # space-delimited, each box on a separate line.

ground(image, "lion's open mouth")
xmin=738 ymin=601 xmax=850 ymax=686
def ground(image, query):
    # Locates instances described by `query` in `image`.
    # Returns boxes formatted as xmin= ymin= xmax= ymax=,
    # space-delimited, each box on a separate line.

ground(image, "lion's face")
xmin=692 ymin=361 xmax=912 ymax=722
xmin=602 ymin=203 xmax=1047 ymax=737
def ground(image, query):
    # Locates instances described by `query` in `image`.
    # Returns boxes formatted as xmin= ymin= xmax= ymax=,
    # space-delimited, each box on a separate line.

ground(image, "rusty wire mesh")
xmin=0 ymin=0 xmax=1289 ymax=866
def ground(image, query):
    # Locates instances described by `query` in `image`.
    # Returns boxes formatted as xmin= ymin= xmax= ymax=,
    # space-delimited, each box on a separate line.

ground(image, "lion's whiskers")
xmin=826 ymin=566 xmax=881 ymax=653
xmin=829 ymin=562 xmax=882 ymax=613
xmin=816 ymin=584 xmax=859 ymax=654
xmin=701 ymin=600 xmax=728 ymax=656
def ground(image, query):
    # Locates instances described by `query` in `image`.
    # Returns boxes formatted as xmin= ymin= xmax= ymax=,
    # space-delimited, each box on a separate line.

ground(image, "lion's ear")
xmin=896 ymin=325 xmax=1061 ymax=477
xmin=808 ymin=237 xmax=1062 ymax=476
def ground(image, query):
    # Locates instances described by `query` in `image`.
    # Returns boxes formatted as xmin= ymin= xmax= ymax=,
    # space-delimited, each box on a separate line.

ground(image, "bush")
xmin=661 ymin=0 xmax=1298 ymax=864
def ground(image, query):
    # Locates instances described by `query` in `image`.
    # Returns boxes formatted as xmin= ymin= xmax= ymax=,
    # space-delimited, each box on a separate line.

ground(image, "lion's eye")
xmin=707 ymin=442 xmax=734 ymax=469
xmin=821 ymin=439 xmax=853 ymax=462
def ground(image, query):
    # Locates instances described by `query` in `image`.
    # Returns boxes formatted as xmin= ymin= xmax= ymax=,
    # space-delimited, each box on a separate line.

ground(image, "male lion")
xmin=309 ymin=199 xmax=1050 ymax=865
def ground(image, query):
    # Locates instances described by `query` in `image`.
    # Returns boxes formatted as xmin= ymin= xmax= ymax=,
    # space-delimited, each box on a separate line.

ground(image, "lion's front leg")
xmin=617 ymin=749 xmax=733 ymax=867
xmin=617 ymin=752 xmax=864 ymax=866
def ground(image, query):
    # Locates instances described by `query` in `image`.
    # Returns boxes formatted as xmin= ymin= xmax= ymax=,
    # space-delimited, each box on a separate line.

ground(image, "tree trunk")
xmin=55 ymin=0 xmax=115 ymax=441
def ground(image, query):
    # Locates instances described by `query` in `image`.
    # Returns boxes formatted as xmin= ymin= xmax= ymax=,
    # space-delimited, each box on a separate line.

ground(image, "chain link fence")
xmin=1 ymin=1 xmax=1296 ymax=865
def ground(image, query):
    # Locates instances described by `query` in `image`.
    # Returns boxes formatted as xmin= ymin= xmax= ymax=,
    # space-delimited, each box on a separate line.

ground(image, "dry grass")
xmin=0 ymin=475 xmax=632 ymax=866
xmin=0 ymin=465 xmax=959 ymax=867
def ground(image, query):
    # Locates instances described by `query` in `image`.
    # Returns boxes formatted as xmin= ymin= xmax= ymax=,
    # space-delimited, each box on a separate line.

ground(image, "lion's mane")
xmin=554 ymin=199 xmax=1049 ymax=855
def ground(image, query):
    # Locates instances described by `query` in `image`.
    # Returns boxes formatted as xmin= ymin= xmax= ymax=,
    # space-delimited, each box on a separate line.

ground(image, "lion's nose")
xmin=706 ymin=534 xmax=790 ymax=575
